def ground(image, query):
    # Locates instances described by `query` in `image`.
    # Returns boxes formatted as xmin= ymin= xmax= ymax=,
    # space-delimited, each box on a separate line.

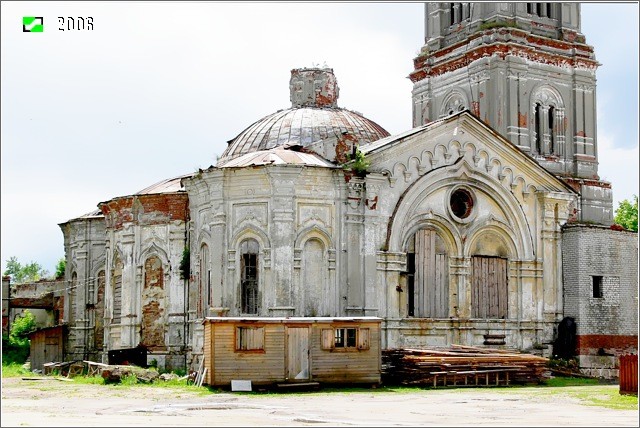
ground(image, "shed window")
xmin=322 ymin=327 xmax=370 ymax=350
xmin=592 ymin=276 xmax=603 ymax=298
xmin=235 ymin=326 xmax=264 ymax=351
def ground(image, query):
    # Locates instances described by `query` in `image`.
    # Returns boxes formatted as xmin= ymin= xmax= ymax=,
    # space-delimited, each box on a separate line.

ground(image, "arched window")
xmin=240 ymin=239 xmax=259 ymax=314
xmin=532 ymin=87 xmax=563 ymax=156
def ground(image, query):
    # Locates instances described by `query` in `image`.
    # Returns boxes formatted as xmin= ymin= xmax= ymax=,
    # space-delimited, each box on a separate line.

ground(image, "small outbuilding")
xmin=28 ymin=325 xmax=66 ymax=372
xmin=202 ymin=317 xmax=382 ymax=387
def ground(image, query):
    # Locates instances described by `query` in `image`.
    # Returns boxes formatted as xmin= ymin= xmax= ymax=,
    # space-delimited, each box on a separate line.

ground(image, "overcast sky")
xmin=1 ymin=1 xmax=638 ymax=276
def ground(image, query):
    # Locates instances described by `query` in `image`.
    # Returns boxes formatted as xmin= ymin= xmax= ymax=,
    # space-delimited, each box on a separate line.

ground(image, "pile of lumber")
xmin=382 ymin=345 xmax=550 ymax=387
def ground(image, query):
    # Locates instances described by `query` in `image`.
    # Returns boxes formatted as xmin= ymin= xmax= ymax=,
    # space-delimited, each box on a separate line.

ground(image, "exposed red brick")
xmin=471 ymin=101 xmax=480 ymax=117
xmin=518 ymin=112 xmax=527 ymax=127
xmin=562 ymin=177 xmax=611 ymax=190
xmin=335 ymin=133 xmax=358 ymax=164
xmin=576 ymin=335 xmax=638 ymax=355
xmin=141 ymin=256 xmax=165 ymax=351
xmin=100 ymin=193 xmax=189 ymax=230
xmin=410 ymin=31 xmax=597 ymax=82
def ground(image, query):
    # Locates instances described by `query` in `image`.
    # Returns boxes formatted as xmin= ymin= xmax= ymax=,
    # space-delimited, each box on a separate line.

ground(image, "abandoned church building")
xmin=11 ymin=3 xmax=636 ymax=380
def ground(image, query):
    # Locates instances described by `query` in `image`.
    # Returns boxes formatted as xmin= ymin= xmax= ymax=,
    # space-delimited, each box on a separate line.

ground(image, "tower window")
xmin=548 ymin=106 xmax=555 ymax=153
xmin=450 ymin=3 xmax=469 ymax=26
xmin=528 ymin=3 xmax=554 ymax=19
xmin=592 ymin=276 xmax=603 ymax=298
xmin=535 ymin=103 xmax=542 ymax=153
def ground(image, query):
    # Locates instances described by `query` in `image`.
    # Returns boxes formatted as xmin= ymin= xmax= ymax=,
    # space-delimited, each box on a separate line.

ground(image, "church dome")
xmin=218 ymin=67 xmax=390 ymax=164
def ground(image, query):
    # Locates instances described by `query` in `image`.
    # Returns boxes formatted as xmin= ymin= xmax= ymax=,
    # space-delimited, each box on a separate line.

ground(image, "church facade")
xmin=58 ymin=3 xmax=637 ymax=375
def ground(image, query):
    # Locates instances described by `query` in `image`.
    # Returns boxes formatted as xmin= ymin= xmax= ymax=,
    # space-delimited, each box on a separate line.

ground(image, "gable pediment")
xmin=362 ymin=111 xmax=575 ymax=198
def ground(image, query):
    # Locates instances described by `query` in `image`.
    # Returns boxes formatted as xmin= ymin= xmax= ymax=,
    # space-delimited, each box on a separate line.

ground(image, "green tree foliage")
xmin=55 ymin=257 xmax=66 ymax=279
xmin=614 ymin=195 xmax=638 ymax=232
xmin=3 ymin=257 xmax=49 ymax=284
xmin=2 ymin=310 xmax=37 ymax=365
xmin=179 ymin=247 xmax=190 ymax=280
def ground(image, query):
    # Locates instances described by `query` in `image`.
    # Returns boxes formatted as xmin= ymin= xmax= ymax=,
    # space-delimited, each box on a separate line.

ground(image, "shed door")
xmin=45 ymin=329 xmax=62 ymax=363
xmin=286 ymin=327 xmax=309 ymax=381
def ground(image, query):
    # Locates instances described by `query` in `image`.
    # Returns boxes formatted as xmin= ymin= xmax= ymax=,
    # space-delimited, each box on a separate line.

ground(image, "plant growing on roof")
xmin=345 ymin=146 xmax=370 ymax=178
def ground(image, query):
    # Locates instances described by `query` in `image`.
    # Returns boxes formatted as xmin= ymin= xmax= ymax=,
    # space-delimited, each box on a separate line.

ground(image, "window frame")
xmin=321 ymin=326 xmax=371 ymax=352
xmin=592 ymin=275 xmax=604 ymax=299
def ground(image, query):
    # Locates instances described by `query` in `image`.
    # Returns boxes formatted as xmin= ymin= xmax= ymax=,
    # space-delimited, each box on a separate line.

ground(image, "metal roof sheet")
xmin=218 ymin=147 xmax=337 ymax=168
xmin=219 ymin=107 xmax=389 ymax=164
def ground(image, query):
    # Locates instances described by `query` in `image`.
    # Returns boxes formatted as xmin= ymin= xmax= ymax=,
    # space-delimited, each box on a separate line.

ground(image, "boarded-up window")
xmin=236 ymin=326 xmax=264 ymax=351
xmin=240 ymin=239 xmax=259 ymax=314
xmin=357 ymin=328 xmax=370 ymax=350
xmin=69 ymin=272 xmax=77 ymax=326
xmin=321 ymin=328 xmax=334 ymax=349
xmin=112 ymin=255 xmax=123 ymax=323
xmin=409 ymin=229 xmax=449 ymax=318
xmin=199 ymin=244 xmax=210 ymax=318
xmin=94 ymin=270 xmax=105 ymax=351
xmin=471 ymin=256 xmax=508 ymax=319
xmin=302 ymin=238 xmax=326 ymax=317
xmin=141 ymin=256 xmax=165 ymax=349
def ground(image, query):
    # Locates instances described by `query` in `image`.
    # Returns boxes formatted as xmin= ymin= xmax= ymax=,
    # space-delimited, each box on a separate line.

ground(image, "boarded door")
xmin=45 ymin=329 xmax=63 ymax=363
xmin=286 ymin=327 xmax=310 ymax=381
xmin=413 ymin=229 xmax=449 ymax=318
xmin=471 ymin=256 xmax=508 ymax=319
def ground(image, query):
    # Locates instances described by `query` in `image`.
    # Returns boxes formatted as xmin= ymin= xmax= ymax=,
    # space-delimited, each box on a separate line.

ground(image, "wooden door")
xmin=414 ymin=229 xmax=449 ymax=318
xmin=286 ymin=327 xmax=310 ymax=382
xmin=471 ymin=256 xmax=508 ymax=319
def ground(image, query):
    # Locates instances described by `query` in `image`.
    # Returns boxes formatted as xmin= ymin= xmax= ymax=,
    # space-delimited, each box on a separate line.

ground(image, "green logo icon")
xmin=23 ymin=17 xmax=43 ymax=32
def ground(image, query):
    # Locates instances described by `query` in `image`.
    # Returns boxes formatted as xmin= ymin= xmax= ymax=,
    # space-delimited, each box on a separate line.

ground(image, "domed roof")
xmin=217 ymin=68 xmax=389 ymax=165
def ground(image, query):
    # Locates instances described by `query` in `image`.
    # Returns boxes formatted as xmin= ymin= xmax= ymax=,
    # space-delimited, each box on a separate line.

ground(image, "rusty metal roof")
xmin=218 ymin=107 xmax=389 ymax=164
xmin=218 ymin=147 xmax=336 ymax=168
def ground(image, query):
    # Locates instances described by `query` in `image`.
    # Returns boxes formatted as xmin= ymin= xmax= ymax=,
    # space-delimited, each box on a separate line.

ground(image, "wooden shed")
xmin=202 ymin=317 xmax=382 ymax=387
xmin=28 ymin=325 xmax=66 ymax=372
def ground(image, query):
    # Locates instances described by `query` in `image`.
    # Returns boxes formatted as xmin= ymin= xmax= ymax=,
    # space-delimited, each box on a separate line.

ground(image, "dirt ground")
xmin=1 ymin=377 xmax=638 ymax=427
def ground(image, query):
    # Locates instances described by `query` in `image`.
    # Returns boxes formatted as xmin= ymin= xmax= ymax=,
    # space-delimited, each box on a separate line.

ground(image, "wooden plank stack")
xmin=382 ymin=345 xmax=550 ymax=387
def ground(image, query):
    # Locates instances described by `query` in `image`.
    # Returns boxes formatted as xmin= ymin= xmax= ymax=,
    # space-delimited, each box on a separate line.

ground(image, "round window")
xmin=450 ymin=188 xmax=474 ymax=219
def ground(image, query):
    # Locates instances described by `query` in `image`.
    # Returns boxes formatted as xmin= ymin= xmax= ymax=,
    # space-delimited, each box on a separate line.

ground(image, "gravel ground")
xmin=1 ymin=377 xmax=638 ymax=427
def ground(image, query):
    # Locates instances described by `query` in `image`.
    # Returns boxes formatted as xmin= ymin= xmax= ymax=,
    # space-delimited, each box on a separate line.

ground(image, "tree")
xmin=55 ymin=257 xmax=66 ymax=279
xmin=3 ymin=257 xmax=49 ymax=284
xmin=614 ymin=195 xmax=638 ymax=232
xmin=2 ymin=309 xmax=36 ymax=365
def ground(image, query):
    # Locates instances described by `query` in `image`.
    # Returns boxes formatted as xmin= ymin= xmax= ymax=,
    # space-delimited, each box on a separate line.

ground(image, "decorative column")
xmin=344 ymin=176 xmax=365 ymax=316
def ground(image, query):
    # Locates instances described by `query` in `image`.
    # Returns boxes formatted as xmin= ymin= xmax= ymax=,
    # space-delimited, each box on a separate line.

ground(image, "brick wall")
xmin=562 ymin=224 xmax=638 ymax=358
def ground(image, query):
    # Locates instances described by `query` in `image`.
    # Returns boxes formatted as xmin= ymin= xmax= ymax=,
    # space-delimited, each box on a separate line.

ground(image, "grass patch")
xmin=490 ymin=377 xmax=638 ymax=411
xmin=1 ymin=362 xmax=35 ymax=378
xmin=542 ymin=377 xmax=600 ymax=388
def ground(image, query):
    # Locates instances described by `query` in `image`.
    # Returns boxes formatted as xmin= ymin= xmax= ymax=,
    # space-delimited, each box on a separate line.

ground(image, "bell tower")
xmin=410 ymin=3 xmax=612 ymax=224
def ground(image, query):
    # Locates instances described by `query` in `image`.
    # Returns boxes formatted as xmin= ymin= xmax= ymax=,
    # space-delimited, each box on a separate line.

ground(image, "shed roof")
xmin=203 ymin=316 xmax=382 ymax=324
